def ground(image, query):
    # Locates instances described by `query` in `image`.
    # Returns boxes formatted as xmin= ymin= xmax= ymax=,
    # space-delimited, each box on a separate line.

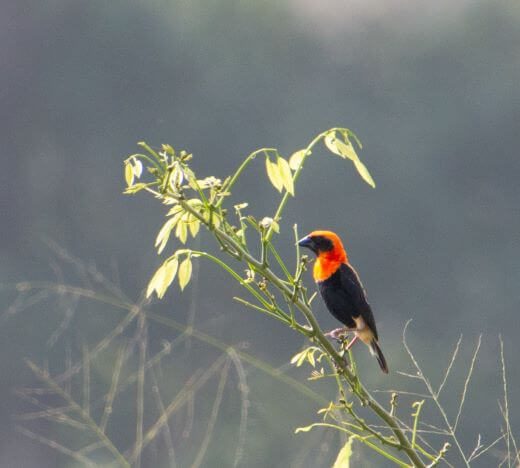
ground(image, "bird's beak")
xmin=297 ymin=236 xmax=314 ymax=250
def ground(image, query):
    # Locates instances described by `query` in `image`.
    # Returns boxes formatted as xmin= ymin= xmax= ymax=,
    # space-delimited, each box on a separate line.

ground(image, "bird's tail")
xmin=369 ymin=339 xmax=389 ymax=374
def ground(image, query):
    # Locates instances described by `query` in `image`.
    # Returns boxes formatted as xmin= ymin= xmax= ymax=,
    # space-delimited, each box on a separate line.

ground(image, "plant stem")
xmin=216 ymin=148 xmax=277 ymax=208
xmin=25 ymin=360 xmax=129 ymax=467
xmin=265 ymin=133 xmax=326 ymax=242
xmin=175 ymin=196 xmax=426 ymax=467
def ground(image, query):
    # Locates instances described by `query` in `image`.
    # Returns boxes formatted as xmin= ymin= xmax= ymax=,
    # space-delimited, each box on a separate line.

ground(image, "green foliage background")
xmin=2 ymin=1 xmax=520 ymax=466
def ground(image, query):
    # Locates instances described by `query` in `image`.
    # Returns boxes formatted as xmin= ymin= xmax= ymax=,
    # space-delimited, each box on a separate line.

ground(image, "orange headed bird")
xmin=298 ymin=230 xmax=388 ymax=373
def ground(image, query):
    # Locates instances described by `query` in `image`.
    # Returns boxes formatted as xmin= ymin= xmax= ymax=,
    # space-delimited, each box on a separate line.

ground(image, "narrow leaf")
xmin=265 ymin=157 xmax=284 ymax=192
xmin=334 ymin=138 xmax=358 ymax=162
xmin=175 ymin=220 xmax=188 ymax=244
xmin=133 ymin=158 xmax=143 ymax=178
xmin=156 ymin=258 xmax=178 ymax=299
xmin=277 ymin=156 xmax=294 ymax=195
xmin=146 ymin=263 xmax=166 ymax=298
xmin=124 ymin=183 xmax=146 ymax=194
xmin=155 ymin=215 xmax=181 ymax=254
xmin=353 ymin=159 xmax=376 ymax=188
xmin=124 ymin=162 xmax=135 ymax=187
xmin=332 ymin=438 xmax=353 ymax=468
xmin=188 ymin=219 xmax=200 ymax=238
xmin=290 ymin=350 xmax=306 ymax=365
xmin=325 ymin=132 xmax=357 ymax=161
xmin=296 ymin=351 xmax=308 ymax=367
xmin=308 ymin=350 xmax=316 ymax=368
xmin=289 ymin=149 xmax=307 ymax=171
xmin=324 ymin=132 xmax=340 ymax=157
xmin=169 ymin=165 xmax=184 ymax=189
xmin=178 ymin=256 xmax=193 ymax=290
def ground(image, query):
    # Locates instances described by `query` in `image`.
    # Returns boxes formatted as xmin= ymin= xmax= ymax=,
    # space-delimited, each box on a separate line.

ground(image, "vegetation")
xmin=9 ymin=128 xmax=517 ymax=467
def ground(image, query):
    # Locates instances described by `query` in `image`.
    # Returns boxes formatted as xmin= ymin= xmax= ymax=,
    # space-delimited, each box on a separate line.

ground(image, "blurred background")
xmin=2 ymin=0 xmax=519 ymax=466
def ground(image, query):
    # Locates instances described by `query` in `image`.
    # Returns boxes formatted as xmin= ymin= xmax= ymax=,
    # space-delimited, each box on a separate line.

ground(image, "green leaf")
xmin=155 ymin=214 xmax=182 ymax=254
xmin=133 ymin=158 xmax=143 ymax=178
xmin=156 ymin=258 xmax=178 ymax=299
xmin=324 ymin=132 xmax=340 ymax=157
xmin=277 ymin=156 xmax=294 ymax=195
xmin=335 ymin=138 xmax=358 ymax=162
xmin=325 ymin=132 xmax=357 ymax=161
xmin=325 ymin=131 xmax=376 ymax=188
xmin=188 ymin=217 xmax=200 ymax=238
xmin=353 ymin=159 xmax=376 ymax=188
xmin=161 ymin=144 xmax=175 ymax=156
xmin=146 ymin=263 xmax=166 ymax=298
xmin=265 ymin=157 xmax=284 ymax=192
xmin=296 ymin=351 xmax=308 ymax=367
xmin=169 ymin=164 xmax=184 ymax=189
xmin=289 ymin=149 xmax=307 ymax=171
xmin=124 ymin=183 xmax=146 ymax=194
xmin=176 ymin=220 xmax=188 ymax=244
xmin=308 ymin=349 xmax=316 ymax=367
xmin=332 ymin=438 xmax=353 ymax=468
xmin=178 ymin=256 xmax=193 ymax=290
xmin=290 ymin=350 xmax=306 ymax=365
xmin=124 ymin=162 xmax=134 ymax=187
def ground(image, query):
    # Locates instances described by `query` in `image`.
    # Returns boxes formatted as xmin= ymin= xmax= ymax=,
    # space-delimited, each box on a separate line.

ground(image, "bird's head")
xmin=298 ymin=230 xmax=347 ymax=263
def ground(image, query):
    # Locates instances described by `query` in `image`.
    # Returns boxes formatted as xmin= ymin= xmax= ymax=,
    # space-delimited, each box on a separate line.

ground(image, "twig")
xmin=402 ymin=320 xmax=469 ymax=467
xmin=499 ymin=335 xmax=520 ymax=466
xmin=436 ymin=335 xmax=462 ymax=397
xmin=15 ymin=425 xmax=96 ymax=467
xmin=100 ymin=343 xmax=127 ymax=433
xmin=227 ymin=348 xmax=250 ymax=468
xmin=25 ymin=360 xmax=129 ymax=467
xmin=453 ymin=334 xmax=482 ymax=431
xmin=150 ymin=366 xmax=177 ymax=468
xmin=191 ymin=358 xmax=230 ymax=468
xmin=134 ymin=311 xmax=147 ymax=468
xmin=127 ymin=355 xmax=227 ymax=464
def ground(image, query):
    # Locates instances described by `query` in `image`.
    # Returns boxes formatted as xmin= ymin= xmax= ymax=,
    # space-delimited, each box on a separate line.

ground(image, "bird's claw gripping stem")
xmin=325 ymin=327 xmax=356 ymax=341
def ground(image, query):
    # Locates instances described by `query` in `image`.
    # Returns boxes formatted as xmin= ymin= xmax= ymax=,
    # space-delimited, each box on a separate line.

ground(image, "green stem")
xmin=216 ymin=148 xmax=277 ymax=208
xmin=174 ymin=196 xmax=426 ymax=467
xmin=267 ymin=242 xmax=293 ymax=281
xmin=265 ymin=132 xmax=327 ymax=242
xmin=412 ymin=400 xmax=425 ymax=449
xmin=138 ymin=142 xmax=167 ymax=169
xmin=188 ymin=251 xmax=291 ymax=325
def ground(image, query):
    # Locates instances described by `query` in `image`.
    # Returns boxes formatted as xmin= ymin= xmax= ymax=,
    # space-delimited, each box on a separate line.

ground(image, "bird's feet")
xmin=325 ymin=328 xmax=360 ymax=360
xmin=325 ymin=327 xmax=354 ymax=341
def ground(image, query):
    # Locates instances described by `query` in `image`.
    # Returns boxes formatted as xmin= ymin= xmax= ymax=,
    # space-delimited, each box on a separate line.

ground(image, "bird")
xmin=298 ymin=230 xmax=388 ymax=373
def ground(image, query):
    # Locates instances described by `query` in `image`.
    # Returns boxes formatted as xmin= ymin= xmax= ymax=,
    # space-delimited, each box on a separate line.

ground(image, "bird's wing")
xmin=338 ymin=263 xmax=379 ymax=340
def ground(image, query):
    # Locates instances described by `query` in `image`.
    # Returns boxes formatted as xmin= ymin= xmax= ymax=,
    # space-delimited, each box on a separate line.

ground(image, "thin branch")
xmin=436 ymin=334 xmax=462 ymax=397
xmin=402 ymin=320 xmax=469 ymax=467
xmin=499 ymin=335 xmax=520 ymax=466
xmin=453 ymin=334 xmax=482 ymax=431
xmin=191 ymin=359 xmax=230 ymax=468
xmin=127 ymin=355 xmax=227 ymax=464
xmin=100 ymin=343 xmax=127 ymax=433
xmin=150 ymin=366 xmax=177 ymax=468
xmin=469 ymin=434 xmax=506 ymax=462
xmin=82 ymin=342 xmax=90 ymax=416
xmin=134 ymin=312 xmax=147 ymax=468
xmin=227 ymin=348 xmax=250 ymax=468
xmin=25 ymin=360 xmax=129 ymax=467
xmin=15 ymin=426 xmax=96 ymax=467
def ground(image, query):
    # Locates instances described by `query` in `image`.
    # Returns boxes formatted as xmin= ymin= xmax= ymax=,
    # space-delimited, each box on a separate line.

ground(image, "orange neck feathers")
xmin=311 ymin=231 xmax=348 ymax=282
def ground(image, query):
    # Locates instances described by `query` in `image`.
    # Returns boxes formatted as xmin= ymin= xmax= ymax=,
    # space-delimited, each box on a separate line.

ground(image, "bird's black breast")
xmin=317 ymin=263 xmax=378 ymax=338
